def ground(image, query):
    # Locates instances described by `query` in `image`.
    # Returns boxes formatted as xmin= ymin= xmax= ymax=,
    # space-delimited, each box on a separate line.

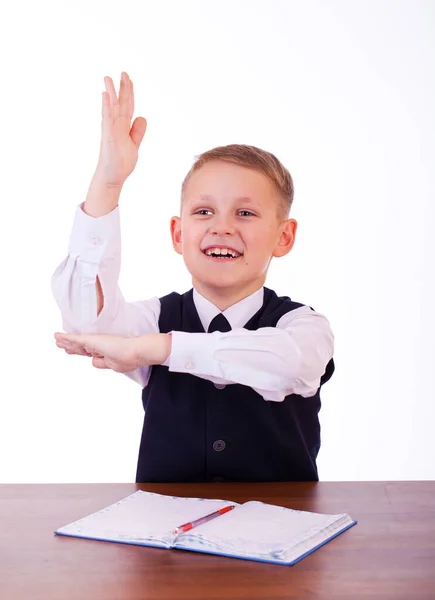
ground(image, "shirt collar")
xmin=192 ymin=286 xmax=264 ymax=331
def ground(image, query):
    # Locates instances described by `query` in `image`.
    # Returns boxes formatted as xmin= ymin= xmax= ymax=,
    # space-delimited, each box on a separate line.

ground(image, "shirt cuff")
xmin=67 ymin=202 xmax=121 ymax=263
xmin=168 ymin=331 xmax=223 ymax=377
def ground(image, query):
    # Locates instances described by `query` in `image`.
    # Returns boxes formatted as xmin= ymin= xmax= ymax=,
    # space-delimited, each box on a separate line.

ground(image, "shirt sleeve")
xmin=168 ymin=305 xmax=335 ymax=402
xmin=50 ymin=202 xmax=161 ymax=388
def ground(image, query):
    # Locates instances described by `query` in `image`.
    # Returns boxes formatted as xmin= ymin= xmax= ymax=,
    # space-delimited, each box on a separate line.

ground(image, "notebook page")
xmin=55 ymin=491 xmax=240 ymax=548
xmin=176 ymin=500 xmax=353 ymax=562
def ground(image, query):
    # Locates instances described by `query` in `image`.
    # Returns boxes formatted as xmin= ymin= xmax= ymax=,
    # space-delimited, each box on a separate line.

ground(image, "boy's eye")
xmin=193 ymin=209 xmax=255 ymax=217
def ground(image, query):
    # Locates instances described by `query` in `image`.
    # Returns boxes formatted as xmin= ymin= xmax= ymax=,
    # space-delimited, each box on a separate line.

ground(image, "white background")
xmin=0 ymin=0 xmax=433 ymax=482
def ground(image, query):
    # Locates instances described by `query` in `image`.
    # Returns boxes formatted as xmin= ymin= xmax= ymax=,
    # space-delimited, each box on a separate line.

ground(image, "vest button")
xmin=212 ymin=440 xmax=226 ymax=452
xmin=214 ymin=383 xmax=226 ymax=389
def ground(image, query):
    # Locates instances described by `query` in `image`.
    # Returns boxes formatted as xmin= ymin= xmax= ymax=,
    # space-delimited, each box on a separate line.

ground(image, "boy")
xmin=52 ymin=72 xmax=335 ymax=483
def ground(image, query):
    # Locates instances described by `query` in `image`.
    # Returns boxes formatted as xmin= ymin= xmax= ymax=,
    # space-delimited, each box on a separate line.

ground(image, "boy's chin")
xmin=194 ymin=277 xmax=238 ymax=288
xmin=191 ymin=273 xmax=256 ymax=292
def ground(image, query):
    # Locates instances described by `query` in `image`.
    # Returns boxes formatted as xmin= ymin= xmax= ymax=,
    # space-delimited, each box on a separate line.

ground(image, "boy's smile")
xmin=202 ymin=246 xmax=243 ymax=261
xmin=170 ymin=160 xmax=297 ymax=310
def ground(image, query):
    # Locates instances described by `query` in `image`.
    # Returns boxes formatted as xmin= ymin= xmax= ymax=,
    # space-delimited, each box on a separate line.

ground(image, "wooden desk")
xmin=1 ymin=482 xmax=434 ymax=599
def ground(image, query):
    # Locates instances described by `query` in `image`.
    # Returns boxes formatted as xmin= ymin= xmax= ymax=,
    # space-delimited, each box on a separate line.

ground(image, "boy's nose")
xmin=210 ymin=216 xmax=236 ymax=235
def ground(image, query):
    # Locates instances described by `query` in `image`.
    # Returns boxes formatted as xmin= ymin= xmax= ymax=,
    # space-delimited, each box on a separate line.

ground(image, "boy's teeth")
xmin=205 ymin=247 xmax=240 ymax=258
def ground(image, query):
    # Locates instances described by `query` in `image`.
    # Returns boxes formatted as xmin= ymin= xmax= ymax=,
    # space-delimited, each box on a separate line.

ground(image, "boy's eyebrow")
xmin=198 ymin=194 xmax=256 ymax=203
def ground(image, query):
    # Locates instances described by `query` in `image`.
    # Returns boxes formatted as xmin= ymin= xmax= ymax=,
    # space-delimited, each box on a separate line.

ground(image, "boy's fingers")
xmin=58 ymin=343 xmax=91 ymax=356
xmin=129 ymin=77 xmax=134 ymax=117
xmin=54 ymin=332 xmax=82 ymax=345
xmin=55 ymin=332 xmax=94 ymax=354
xmin=60 ymin=343 xmax=101 ymax=358
xmin=92 ymin=356 xmax=109 ymax=369
xmin=118 ymin=72 xmax=130 ymax=120
xmin=104 ymin=76 xmax=118 ymax=106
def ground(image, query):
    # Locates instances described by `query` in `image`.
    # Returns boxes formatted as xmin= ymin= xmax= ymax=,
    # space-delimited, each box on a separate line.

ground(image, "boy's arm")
xmin=82 ymin=171 xmax=124 ymax=316
xmin=51 ymin=200 xmax=161 ymax=387
xmin=52 ymin=71 xmax=150 ymax=384
xmin=159 ymin=306 xmax=334 ymax=402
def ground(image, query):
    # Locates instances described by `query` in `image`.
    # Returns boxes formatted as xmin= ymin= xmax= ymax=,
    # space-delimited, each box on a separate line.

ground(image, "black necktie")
xmin=208 ymin=313 xmax=231 ymax=333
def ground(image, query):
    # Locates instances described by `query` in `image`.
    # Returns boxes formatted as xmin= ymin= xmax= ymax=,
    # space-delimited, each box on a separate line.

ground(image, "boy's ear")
xmin=170 ymin=216 xmax=183 ymax=255
xmin=273 ymin=219 xmax=297 ymax=258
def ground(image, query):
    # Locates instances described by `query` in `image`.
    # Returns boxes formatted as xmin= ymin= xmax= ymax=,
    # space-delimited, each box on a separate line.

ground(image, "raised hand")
xmin=96 ymin=72 xmax=147 ymax=188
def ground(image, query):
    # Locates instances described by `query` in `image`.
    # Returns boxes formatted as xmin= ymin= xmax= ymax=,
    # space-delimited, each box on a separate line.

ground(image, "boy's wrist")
xmin=156 ymin=333 xmax=172 ymax=364
xmin=83 ymin=171 xmax=123 ymax=218
xmin=135 ymin=333 xmax=172 ymax=367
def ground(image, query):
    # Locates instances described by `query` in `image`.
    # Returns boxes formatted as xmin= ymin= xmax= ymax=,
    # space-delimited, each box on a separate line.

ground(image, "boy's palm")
xmin=97 ymin=72 xmax=147 ymax=187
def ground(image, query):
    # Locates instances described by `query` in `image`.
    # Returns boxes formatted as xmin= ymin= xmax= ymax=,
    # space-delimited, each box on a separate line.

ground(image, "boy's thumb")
xmin=130 ymin=117 xmax=147 ymax=150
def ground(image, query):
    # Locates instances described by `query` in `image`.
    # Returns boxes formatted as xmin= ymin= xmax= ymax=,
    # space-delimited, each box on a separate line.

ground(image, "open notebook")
xmin=54 ymin=490 xmax=357 ymax=565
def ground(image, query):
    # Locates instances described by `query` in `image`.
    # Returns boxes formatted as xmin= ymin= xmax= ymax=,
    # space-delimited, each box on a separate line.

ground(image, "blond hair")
xmin=180 ymin=144 xmax=294 ymax=220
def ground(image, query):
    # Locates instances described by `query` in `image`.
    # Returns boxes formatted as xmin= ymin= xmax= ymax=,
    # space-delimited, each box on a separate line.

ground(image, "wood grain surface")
xmin=1 ymin=481 xmax=434 ymax=600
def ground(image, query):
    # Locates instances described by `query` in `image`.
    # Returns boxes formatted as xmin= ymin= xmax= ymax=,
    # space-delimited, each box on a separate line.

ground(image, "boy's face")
xmin=170 ymin=160 xmax=297 ymax=302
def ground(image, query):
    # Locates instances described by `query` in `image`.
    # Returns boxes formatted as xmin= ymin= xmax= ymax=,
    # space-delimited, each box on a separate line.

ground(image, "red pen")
xmin=173 ymin=505 xmax=235 ymax=535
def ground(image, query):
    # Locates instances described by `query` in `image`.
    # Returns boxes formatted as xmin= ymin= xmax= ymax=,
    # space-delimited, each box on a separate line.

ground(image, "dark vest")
xmin=136 ymin=287 xmax=334 ymax=483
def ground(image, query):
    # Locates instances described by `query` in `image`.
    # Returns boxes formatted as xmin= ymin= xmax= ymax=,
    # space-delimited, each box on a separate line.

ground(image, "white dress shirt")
xmin=51 ymin=202 xmax=335 ymax=402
